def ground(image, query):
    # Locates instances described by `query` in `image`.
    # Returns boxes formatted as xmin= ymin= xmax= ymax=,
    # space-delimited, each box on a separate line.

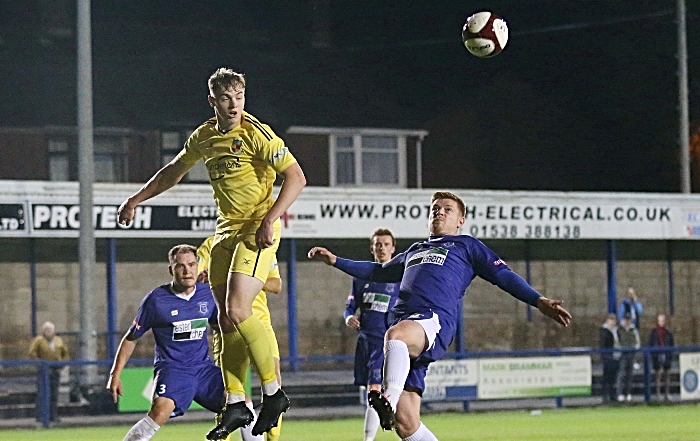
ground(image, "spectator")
xmin=599 ymin=314 xmax=620 ymax=403
xmin=28 ymin=321 xmax=69 ymax=423
xmin=648 ymin=314 xmax=675 ymax=401
xmin=618 ymin=286 xmax=643 ymax=329
xmin=616 ymin=313 xmax=640 ymax=402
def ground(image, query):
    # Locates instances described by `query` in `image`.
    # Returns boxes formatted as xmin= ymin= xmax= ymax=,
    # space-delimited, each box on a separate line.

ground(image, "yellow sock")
xmin=266 ymin=414 xmax=283 ymax=441
xmin=221 ymin=331 xmax=249 ymax=396
xmin=236 ymin=315 xmax=277 ymax=386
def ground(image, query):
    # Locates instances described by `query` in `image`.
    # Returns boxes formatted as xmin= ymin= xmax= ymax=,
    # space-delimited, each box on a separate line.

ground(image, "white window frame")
xmin=329 ymin=133 xmax=406 ymax=187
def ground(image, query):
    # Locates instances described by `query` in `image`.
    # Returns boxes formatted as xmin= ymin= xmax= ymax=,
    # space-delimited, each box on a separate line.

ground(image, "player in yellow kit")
xmin=198 ymin=236 xmax=283 ymax=441
xmin=118 ymin=68 xmax=305 ymax=439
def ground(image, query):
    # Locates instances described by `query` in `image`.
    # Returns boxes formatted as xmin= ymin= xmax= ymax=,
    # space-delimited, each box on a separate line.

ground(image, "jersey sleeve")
xmin=334 ymin=253 xmax=405 ymax=283
xmin=467 ymin=238 xmax=542 ymax=307
xmin=466 ymin=237 xmax=510 ymax=283
xmin=197 ymin=236 xmax=214 ymax=275
xmin=268 ymin=258 xmax=281 ymax=279
xmin=128 ymin=293 xmax=155 ymax=339
xmin=254 ymin=128 xmax=297 ymax=174
xmin=344 ymin=279 xmax=360 ymax=320
xmin=175 ymin=130 xmax=203 ymax=165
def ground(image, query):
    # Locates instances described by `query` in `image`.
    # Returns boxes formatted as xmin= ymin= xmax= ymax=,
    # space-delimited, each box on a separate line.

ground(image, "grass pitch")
xmin=1 ymin=405 xmax=697 ymax=440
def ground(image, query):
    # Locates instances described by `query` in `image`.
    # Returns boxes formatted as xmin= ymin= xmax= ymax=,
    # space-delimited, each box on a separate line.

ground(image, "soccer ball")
xmin=462 ymin=11 xmax=509 ymax=58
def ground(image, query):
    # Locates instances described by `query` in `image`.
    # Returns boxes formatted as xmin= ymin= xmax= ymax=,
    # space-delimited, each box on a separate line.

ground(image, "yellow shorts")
xmin=209 ymin=219 xmax=282 ymax=287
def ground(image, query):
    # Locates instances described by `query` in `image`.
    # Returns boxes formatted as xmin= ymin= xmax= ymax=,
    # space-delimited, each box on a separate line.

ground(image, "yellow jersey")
xmin=177 ymin=112 xmax=298 ymax=233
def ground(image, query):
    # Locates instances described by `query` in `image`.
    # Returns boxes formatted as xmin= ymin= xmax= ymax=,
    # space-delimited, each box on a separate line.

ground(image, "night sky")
xmin=1 ymin=0 xmax=699 ymax=192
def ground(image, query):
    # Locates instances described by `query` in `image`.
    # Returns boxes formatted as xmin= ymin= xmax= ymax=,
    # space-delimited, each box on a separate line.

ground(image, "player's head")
xmin=41 ymin=321 xmax=55 ymax=339
xmin=429 ymin=191 xmax=465 ymax=236
xmin=168 ymin=244 xmax=199 ymax=292
xmin=370 ymin=227 xmax=396 ymax=264
xmin=207 ymin=68 xmax=246 ymax=131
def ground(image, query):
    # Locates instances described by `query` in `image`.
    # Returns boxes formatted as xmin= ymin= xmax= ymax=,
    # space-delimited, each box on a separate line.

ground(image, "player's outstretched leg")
xmin=206 ymin=401 xmax=254 ymax=440
xmin=367 ymin=390 xmax=395 ymax=431
xmin=251 ymin=389 xmax=290 ymax=435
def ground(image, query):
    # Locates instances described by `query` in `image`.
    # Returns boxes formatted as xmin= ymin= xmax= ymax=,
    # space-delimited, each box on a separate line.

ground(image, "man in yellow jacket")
xmin=29 ymin=321 xmax=69 ymax=423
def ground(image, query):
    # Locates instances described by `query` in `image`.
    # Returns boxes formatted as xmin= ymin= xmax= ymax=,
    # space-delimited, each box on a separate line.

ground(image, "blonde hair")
xmin=168 ymin=244 xmax=198 ymax=264
xmin=208 ymin=68 xmax=246 ymax=94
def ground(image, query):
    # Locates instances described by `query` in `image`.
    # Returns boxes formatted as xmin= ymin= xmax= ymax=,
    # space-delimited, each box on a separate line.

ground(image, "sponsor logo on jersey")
xmin=171 ymin=310 xmax=178 ymax=316
xmin=493 ymin=259 xmax=506 ymax=266
xmin=362 ymin=292 xmax=391 ymax=313
xmin=406 ymin=246 xmax=448 ymax=268
xmin=172 ymin=318 xmax=207 ymax=341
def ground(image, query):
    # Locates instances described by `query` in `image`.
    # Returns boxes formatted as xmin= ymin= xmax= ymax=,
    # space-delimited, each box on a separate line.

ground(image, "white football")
xmin=462 ymin=11 xmax=509 ymax=58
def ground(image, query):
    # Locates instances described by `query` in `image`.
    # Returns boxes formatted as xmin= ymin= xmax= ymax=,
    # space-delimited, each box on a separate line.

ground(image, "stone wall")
xmin=2 ymin=259 xmax=699 ymax=361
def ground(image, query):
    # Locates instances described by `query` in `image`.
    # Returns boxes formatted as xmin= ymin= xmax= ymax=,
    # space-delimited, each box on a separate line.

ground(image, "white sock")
xmin=239 ymin=401 xmax=263 ymax=441
xmin=402 ymin=422 xmax=438 ymax=441
xmin=262 ymin=379 xmax=280 ymax=396
xmin=227 ymin=393 xmax=246 ymax=405
xmin=123 ymin=415 xmax=160 ymax=441
xmin=363 ymin=400 xmax=380 ymax=441
xmin=384 ymin=339 xmax=410 ymax=410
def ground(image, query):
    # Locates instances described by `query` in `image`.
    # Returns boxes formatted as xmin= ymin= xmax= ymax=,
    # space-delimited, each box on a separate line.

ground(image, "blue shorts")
xmin=153 ymin=361 xmax=225 ymax=417
xmin=353 ymin=335 xmax=384 ymax=386
xmin=398 ymin=311 xmax=455 ymax=394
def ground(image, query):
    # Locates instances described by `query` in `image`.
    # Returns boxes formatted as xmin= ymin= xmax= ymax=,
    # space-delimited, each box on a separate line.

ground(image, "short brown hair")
xmin=208 ymin=68 xmax=246 ymax=94
xmin=431 ymin=191 xmax=466 ymax=217
xmin=168 ymin=244 xmax=198 ymax=264
xmin=371 ymin=227 xmax=395 ymax=246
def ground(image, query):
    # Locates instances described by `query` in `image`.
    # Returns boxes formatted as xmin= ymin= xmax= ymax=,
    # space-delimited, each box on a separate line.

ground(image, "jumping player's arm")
xmin=307 ymin=247 xmax=405 ymax=283
xmin=469 ymin=238 xmax=572 ymax=327
xmin=256 ymin=162 xmax=306 ymax=249
xmin=263 ymin=277 xmax=282 ymax=294
xmin=118 ymin=158 xmax=194 ymax=226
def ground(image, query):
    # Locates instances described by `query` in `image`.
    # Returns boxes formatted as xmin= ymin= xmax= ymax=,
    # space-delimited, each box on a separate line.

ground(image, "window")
xmin=94 ymin=135 xmax=128 ymax=182
xmin=330 ymin=133 xmax=406 ymax=187
xmin=48 ymin=139 xmax=70 ymax=181
xmin=161 ymin=130 xmax=209 ymax=182
xmin=47 ymin=130 xmax=131 ymax=182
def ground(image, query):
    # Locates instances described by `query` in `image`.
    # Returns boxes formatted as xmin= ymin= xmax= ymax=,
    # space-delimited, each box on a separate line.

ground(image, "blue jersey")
xmin=344 ymin=279 xmax=400 ymax=342
xmin=129 ymin=282 xmax=218 ymax=367
xmin=335 ymin=235 xmax=542 ymax=331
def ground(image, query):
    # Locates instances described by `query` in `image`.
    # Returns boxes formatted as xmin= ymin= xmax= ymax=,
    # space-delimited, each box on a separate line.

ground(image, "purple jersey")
xmin=391 ymin=235 xmax=508 ymax=326
xmin=129 ymin=282 xmax=218 ymax=367
xmin=345 ymin=279 xmax=400 ymax=342
xmin=335 ymin=235 xmax=534 ymax=330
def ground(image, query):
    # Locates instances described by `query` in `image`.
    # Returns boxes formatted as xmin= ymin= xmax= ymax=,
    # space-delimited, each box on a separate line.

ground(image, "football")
xmin=462 ymin=11 xmax=509 ymax=58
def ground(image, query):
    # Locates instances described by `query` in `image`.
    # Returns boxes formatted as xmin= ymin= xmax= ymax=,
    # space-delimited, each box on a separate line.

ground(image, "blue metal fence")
xmin=4 ymin=345 xmax=697 ymax=428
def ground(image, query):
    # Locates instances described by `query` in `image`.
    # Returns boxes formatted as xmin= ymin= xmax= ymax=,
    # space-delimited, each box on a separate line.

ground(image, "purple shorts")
xmin=353 ymin=336 xmax=384 ymax=386
xmin=153 ymin=361 xmax=224 ymax=417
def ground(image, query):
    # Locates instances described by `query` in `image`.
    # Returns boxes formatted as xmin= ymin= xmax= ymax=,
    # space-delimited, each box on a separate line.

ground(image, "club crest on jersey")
xmin=231 ymin=139 xmax=243 ymax=154
xmin=406 ymin=246 xmax=448 ymax=268
xmin=198 ymin=302 xmax=209 ymax=315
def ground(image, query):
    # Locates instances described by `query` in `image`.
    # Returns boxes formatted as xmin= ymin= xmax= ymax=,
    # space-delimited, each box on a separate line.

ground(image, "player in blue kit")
xmin=344 ymin=228 xmax=400 ymax=441
xmin=309 ymin=191 xmax=572 ymax=441
xmin=107 ymin=245 xmax=224 ymax=441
